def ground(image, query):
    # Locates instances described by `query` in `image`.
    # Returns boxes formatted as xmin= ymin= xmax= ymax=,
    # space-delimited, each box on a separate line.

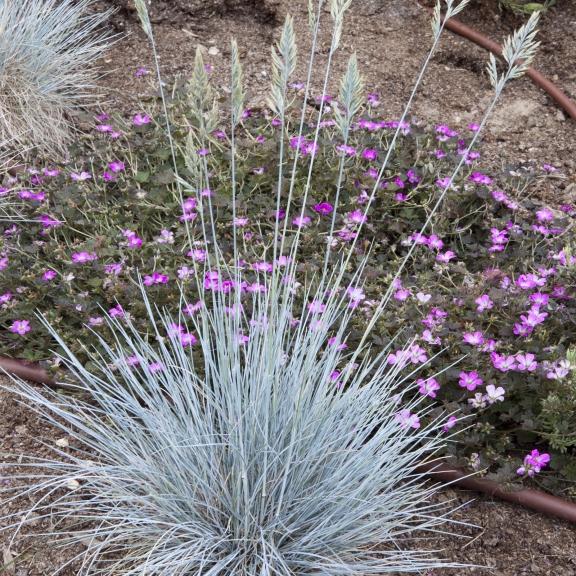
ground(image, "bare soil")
xmin=2 ymin=0 xmax=576 ymax=573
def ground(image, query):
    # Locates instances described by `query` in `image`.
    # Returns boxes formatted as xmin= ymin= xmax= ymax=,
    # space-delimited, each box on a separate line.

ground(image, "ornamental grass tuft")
xmin=0 ymin=0 xmax=113 ymax=155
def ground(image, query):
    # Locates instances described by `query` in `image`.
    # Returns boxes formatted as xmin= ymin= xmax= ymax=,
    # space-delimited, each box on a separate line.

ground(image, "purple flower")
xmin=108 ymin=161 xmax=126 ymax=173
xmin=443 ymin=416 xmax=458 ymax=433
xmin=308 ymin=300 xmax=326 ymax=314
xmin=143 ymin=272 xmax=169 ymax=286
xmin=517 ymin=449 xmax=550 ymax=477
xmin=515 ymin=353 xmax=538 ymax=372
xmin=345 ymin=209 xmax=367 ymax=226
xmin=71 ymin=251 xmax=97 ymax=264
xmin=394 ymin=288 xmax=411 ymax=302
xmin=133 ymin=113 xmax=151 ymax=126
xmin=123 ymin=230 xmax=143 ymax=249
xmin=520 ymin=307 xmax=548 ymax=328
xmin=395 ymin=409 xmax=421 ymax=430
xmin=313 ymin=202 xmax=334 ymax=216
xmin=436 ymin=250 xmax=456 ymax=263
xmin=135 ymin=67 xmax=149 ymax=77
xmin=292 ymin=216 xmax=311 ymax=228
xmin=39 ymin=214 xmax=62 ymax=228
xmin=337 ymin=144 xmax=357 ymax=156
xmin=367 ymin=92 xmax=380 ymax=106
xmin=180 ymin=332 xmax=198 ymax=347
xmin=484 ymin=384 xmax=505 ymax=404
xmin=9 ymin=320 xmax=31 ymax=335
xmin=70 ymin=171 xmax=92 ymax=181
xmin=469 ymin=172 xmax=492 ymax=186
xmin=109 ymin=304 xmax=125 ymax=318
xmin=529 ymin=292 xmax=549 ymax=307
xmin=362 ymin=148 xmax=378 ymax=161
xmin=418 ymin=377 xmax=440 ymax=398
xmin=0 ymin=292 xmax=12 ymax=305
xmin=289 ymin=136 xmax=318 ymax=157
xmin=516 ymin=273 xmax=546 ymax=290
xmin=463 ymin=331 xmax=484 ymax=346
xmin=42 ymin=269 xmax=57 ymax=281
xmin=491 ymin=353 xmax=517 ymax=373
xmin=458 ymin=371 xmax=483 ymax=391
xmin=475 ymin=294 xmax=493 ymax=313
xmin=104 ymin=263 xmax=123 ymax=276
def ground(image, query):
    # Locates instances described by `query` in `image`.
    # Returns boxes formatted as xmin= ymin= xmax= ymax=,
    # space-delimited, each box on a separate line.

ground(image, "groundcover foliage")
xmin=2 ymin=84 xmax=575 ymax=495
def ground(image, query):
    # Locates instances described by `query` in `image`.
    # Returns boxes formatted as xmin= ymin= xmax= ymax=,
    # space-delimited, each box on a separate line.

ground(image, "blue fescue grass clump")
xmin=4 ymin=280 xmax=467 ymax=575
xmin=0 ymin=0 xmax=113 ymax=155
xmin=0 ymin=0 xmax=544 ymax=573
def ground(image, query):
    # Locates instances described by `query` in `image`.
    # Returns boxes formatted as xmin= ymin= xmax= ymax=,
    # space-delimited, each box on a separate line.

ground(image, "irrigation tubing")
xmin=426 ymin=9 xmax=576 ymax=120
xmin=1 ymin=355 xmax=576 ymax=523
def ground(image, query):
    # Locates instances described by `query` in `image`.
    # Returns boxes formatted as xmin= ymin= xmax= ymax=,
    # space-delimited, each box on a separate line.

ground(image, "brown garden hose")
xmin=420 ymin=462 xmax=576 ymax=524
xmin=1 ymin=354 xmax=576 ymax=523
xmin=438 ymin=14 xmax=576 ymax=120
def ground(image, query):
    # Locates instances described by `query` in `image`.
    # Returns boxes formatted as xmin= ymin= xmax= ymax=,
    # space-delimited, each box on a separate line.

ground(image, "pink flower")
xmin=337 ymin=144 xmax=357 ymax=156
xmin=234 ymin=217 xmax=249 ymax=227
xmin=143 ymin=272 xmax=169 ymax=286
xmin=362 ymin=148 xmax=378 ymax=161
xmin=394 ymin=288 xmax=411 ymax=302
xmin=39 ymin=214 xmax=62 ymax=229
xmin=0 ymin=292 xmax=12 ymax=305
xmin=443 ymin=415 xmax=458 ymax=432
xmin=148 ymin=361 xmax=164 ymax=373
xmin=133 ymin=113 xmax=151 ymax=126
xmin=70 ymin=171 xmax=92 ymax=181
xmin=71 ymin=251 xmax=97 ymax=264
xmin=347 ymin=286 xmax=365 ymax=306
xmin=408 ymin=344 xmax=427 ymax=364
xmin=529 ymin=292 xmax=549 ymax=307
xmin=458 ymin=371 xmax=483 ymax=391
xmin=520 ymin=308 xmax=548 ymax=328
xmin=180 ymin=332 xmax=198 ymax=347
xmin=463 ymin=331 xmax=484 ymax=346
xmin=9 ymin=320 xmax=31 ymax=335
xmin=188 ymin=249 xmax=207 ymax=262
xmin=308 ymin=300 xmax=326 ymax=314
xmin=536 ymin=207 xmax=554 ymax=222
xmin=475 ymin=294 xmax=494 ymax=313
xmin=517 ymin=449 xmax=550 ymax=477
xmin=395 ymin=409 xmax=421 ymax=430
xmin=328 ymin=337 xmax=348 ymax=351
xmin=515 ymin=353 xmax=538 ymax=372
xmin=484 ymin=384 xmax=505 ymax=404
xmin=469 ymin=172 xmax=492 ymax=186
xmin=436 ymin=250 xmax=456 ymax=263
xmin=416 ymin=292 xmax=432 ymax=304
xmin=123 ymin=230 xmax=143 ymax=249
xmin=108 ymin=161 xmax=125 ymax=173
xmin=418 ymin=377 xmax=440 ymax=398
xmin=436 ymin=177 xmax=452 ymax=189
xmin=109 ymin=304 xmax=125 ymax=318
xmin=42 ymin=269 xmax=57 ymax=281
xmin=427 ymin=235 xmax=444 ymax=251
xmin=292 ymin=216 xmax=311 ymax=228
xmin=516 ymin=273 xmax=546 ymax=290
xmin=345 ymin=210 xmax=367 ymax=226
xmin=313 ymin=202 xmax=333 ymax=215
xmin=491 ymin=352 xmax=517 ymax=373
